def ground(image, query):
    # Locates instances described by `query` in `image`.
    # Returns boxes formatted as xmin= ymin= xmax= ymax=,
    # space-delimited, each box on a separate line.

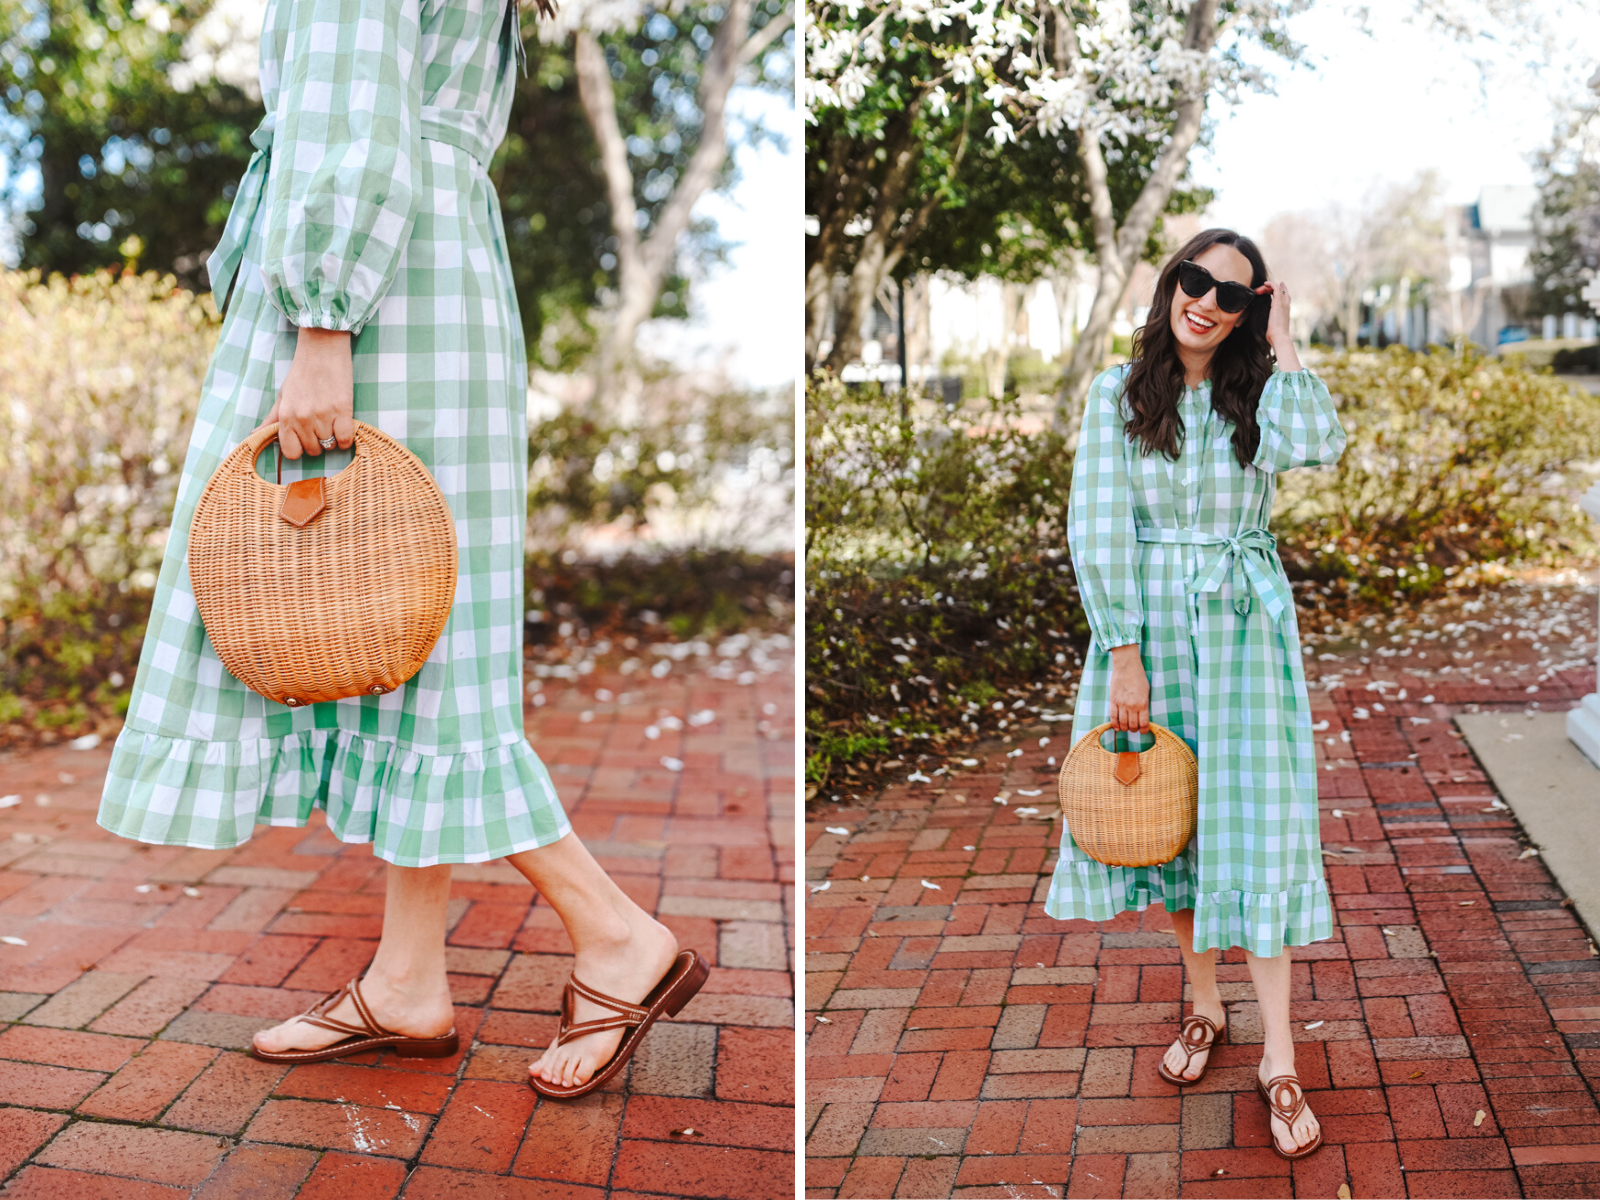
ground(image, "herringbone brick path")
xmin=805 ymin=587 xmax=1600 ymax=1199
xmin=0 ymin=637 xmax=795 ymax=1199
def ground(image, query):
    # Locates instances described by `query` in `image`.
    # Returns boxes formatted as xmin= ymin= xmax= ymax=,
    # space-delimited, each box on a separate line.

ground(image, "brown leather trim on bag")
xmin=1115 ymin=749 xmax=1142 ymax=786
xmin=280 ymin=477 xmax=326 ymax=527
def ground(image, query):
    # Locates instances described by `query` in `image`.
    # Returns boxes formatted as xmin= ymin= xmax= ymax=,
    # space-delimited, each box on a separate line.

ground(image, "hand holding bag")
xmin=187 ymin=420 xmax=458 ymax=708
xmin=1056 ymin=722 xmax=1198 ymax=867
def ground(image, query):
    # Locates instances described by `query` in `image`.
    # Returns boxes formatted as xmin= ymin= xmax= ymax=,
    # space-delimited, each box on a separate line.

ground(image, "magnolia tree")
xmin=805 ymin=0 xmax=1306 ymax=426
xmin=540 ymin=0 xmax=792 ymax=395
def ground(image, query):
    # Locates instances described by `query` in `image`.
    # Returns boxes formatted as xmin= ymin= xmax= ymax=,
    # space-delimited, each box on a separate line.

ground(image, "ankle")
xmin=1259 ymin=1043 xmax=1297 ymax=1076
xmin=1189 ymin=992 xmax=1225 ymax=1016
xmin=363 ymin=962 xmax=448 ymax=1002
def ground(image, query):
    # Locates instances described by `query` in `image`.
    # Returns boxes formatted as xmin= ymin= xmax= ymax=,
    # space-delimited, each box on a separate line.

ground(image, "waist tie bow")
xmin=1134 ymin=526 xmax=1292 ymax=622
xmin=206 ymin=111 xmax=277 ymax=318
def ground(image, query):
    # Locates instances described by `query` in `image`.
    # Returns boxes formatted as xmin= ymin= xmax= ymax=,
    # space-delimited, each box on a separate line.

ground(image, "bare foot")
xmin=1161 ymin=999 xmax=1227 ymax=1082
xmin=1258 ymin=1051 xmax=1320 ymax=1155
xmin=529 ymin=917 xmax=679 ymax=1089
xmin=251 ymin=972 xmax=455 ymax=1056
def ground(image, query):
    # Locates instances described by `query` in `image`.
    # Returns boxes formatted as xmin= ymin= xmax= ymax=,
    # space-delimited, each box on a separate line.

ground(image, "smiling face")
xmin=1168 ymin=242 xmax=1256 ymax=361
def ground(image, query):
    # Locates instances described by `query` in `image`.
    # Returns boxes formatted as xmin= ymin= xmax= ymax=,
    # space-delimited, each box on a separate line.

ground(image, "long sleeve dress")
xmin=1045 ymin=363 xmax=1347 ymax=958
xmin=97 ymin=0 xmax=570 ymax=868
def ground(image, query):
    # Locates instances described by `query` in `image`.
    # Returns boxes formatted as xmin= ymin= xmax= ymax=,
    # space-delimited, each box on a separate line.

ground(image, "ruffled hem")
xmin=97 ymin=725 xmax=572 ymax=869
xmin=1043 ymin=854 xmax=1332 ymax=958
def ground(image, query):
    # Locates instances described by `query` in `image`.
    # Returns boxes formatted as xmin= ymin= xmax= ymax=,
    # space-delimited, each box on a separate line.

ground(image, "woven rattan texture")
xmin=1056 ymin=721 xmax=1199 ymax=868
xmin=188 ymin=421 xmax=458 ymax=707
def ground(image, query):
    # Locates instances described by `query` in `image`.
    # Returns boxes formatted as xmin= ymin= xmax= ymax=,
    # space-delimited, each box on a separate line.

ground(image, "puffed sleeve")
xmin=1252 ymin=367 xmax=1347 ymax=473
xmin=1067 ymin=367 xmax=1144 ymax=649
xmin=258 ymin=0 xmax=424 ymax=334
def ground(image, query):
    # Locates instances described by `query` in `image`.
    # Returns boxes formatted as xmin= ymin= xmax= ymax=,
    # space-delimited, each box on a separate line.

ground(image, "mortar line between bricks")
xmin=806 ymin=657 xmax=1600 ymax=1199
xmin=1401 ymin=702 xmax=1600 ymax=1191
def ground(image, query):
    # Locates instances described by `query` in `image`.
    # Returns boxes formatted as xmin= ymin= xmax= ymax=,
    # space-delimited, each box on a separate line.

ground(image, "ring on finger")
xmin=319 ymin=436 xmax=336 ymax=449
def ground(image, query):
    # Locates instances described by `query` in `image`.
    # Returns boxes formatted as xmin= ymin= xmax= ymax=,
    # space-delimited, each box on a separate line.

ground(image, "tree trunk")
xmin=575 ymin=2 xmax=792 ymax=400
xmin=1050 ymin=0 xmax=1221 ymax=434
xmin=821 ymin=111 xmax=923 ymax=374
xmin=806 ymin=134 xmax=873 ymax=371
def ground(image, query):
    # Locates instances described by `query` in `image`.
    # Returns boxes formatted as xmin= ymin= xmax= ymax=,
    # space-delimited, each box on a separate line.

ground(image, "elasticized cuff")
xmin=291 ymin=312 xmax=362 ymax=334
xmin=1095 ymin=624 xmax=1143 ymax=651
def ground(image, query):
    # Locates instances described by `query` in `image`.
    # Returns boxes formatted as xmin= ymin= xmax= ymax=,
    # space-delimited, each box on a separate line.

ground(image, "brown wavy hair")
xmin=1122 ymin=228 xmax=1274 ymax=470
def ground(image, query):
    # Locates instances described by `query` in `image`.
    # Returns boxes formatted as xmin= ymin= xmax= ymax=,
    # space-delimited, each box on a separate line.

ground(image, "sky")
xmin=1191 ymin=1 xmax=1600 ymax=237
xmin=636 ymin=86 xmax=799 ymax=390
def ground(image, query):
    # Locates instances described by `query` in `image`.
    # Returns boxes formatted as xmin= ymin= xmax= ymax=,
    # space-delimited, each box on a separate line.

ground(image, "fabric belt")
xmin=1134 ymin=525 xmax=1291 ymax=622
xmin=206 ymin=0 xmax=523 ymax=315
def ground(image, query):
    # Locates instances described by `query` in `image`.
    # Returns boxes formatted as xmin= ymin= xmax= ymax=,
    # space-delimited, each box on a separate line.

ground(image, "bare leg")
xmin=506 ymin=832 xmax=678 ymax=1088
xmin=252 ymin=863 xmax=456 ymax=1054
xmin=1162 ymin=908 xmax=1228 ymax=1081
xmin=1245 ymin=948 xmax=1320 ymax=1154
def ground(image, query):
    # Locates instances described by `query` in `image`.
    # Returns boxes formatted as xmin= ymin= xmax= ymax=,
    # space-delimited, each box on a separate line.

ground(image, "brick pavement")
xmin=805 ymin=591 xmax=1600 ymax=1198
xmin=0 ymin=638 xmax=795 ymax=1199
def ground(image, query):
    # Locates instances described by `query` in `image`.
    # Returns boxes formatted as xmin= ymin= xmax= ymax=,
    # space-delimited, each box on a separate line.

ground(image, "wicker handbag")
xmin=188 ymin=421 xmax=457 ymax=708
xmin=1056 ymin=722 xmax=1198 ymax=867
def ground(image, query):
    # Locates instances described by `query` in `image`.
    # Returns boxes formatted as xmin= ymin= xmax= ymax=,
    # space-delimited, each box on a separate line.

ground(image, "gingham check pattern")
xmin=98 ymin=0 xmax=573 ymax=868
xmin=1046 ymin=365 xmax=1348 ymax=957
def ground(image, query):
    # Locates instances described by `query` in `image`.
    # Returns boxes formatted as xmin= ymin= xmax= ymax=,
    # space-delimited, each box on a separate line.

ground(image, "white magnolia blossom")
xmin=536 ymin=0 xmax=673 ymax=43
xmin=806 ymin=0 xmax=1293 ymax=148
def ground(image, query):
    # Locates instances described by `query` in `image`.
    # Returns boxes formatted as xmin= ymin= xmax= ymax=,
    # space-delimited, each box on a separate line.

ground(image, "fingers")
xmin=277 ymin=426 xmax=305 ymax=461
xmin=332 ymin=412 xmax=356 ymax=450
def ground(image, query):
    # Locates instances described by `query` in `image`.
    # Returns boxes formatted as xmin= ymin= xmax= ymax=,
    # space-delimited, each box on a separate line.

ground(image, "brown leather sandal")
xmin=1256 ymin=1073 xmax=1324 ymax=1160
xmin=529 ymin=948 xmax=709 ymax=1100
xmin=248 ymin=976 xmax=458 ymax=1064
xmin=1155 ymin=1013 xmax=1227 ymax=1086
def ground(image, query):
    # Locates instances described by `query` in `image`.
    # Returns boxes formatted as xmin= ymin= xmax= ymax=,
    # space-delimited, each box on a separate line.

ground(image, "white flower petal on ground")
xmin=660 ymin=756 xmax=685 ymax=772
xmin=809 ymin=881 xmax=831 ymax=893
xmin=0 ymin=936 xmax=26 ymax=946
xmin=1017 ymin=789 xmax=1042 ymax=796
xmin=1304 ymin=1020 xmax=1324 ymax=1030
xmin=70 ymin=733 xmax=101 ymax=750
xmin=908 ymin=771 xmax=931 ymax=783
xmin=183 ymin=887 xmax=201 ymax=898
xmin=826 ymin=827 xmax=850 ymax=836
xmin=920 ymin=880 xmax=942 ymax=890
xmin=0 ymin=796 xmax=19 ymax=809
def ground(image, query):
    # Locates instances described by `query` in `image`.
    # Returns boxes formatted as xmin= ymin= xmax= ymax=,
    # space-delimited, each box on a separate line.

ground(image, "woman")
xmin=96 ymin=0 xmax=704 ymax=1098
xmin=1048 ymin=228 xmax=1345 ymax=1159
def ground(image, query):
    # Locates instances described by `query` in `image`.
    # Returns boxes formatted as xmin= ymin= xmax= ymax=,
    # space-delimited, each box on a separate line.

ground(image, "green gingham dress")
xmin=97 ymin=0 xmax=571 ymax=868
xmin=1044 ymin=364 xmax=1347 ymax=957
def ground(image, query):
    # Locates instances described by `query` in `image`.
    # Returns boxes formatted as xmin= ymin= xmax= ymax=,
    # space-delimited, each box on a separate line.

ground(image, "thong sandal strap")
xmin=282 ymin=979 xmax=388 ymax=1042
xmin=556 ymin=975 xmax=652 ymax=1047
xmin=343 ymin=976 xmax=394 ymax=1038
xmin=1261 ymin=1074 xmax=1308 ymax=1125
xmin=1178 ymin=1014 xmax=1220 ymax=1054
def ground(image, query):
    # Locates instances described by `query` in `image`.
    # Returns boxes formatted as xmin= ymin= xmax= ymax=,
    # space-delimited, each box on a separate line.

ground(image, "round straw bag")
xmin=188 ymin=420 xmax=457 ymax=708
xmin=1056 ymin=722 xmax=1198 ymax=868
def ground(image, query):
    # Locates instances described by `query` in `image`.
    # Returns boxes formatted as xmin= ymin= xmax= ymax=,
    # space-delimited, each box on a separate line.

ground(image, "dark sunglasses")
xmin=1175 ymin=260 xmax=1259 ymax=314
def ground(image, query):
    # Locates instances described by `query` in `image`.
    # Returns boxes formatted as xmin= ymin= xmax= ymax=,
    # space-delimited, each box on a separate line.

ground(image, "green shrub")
xmin=0 ymin=267 xmax=215 ymax=741
xmin=1273 ymin=347 xmax=1600 ymax=604
xmin=805 ymin=377 xmax=1087 ymax=788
